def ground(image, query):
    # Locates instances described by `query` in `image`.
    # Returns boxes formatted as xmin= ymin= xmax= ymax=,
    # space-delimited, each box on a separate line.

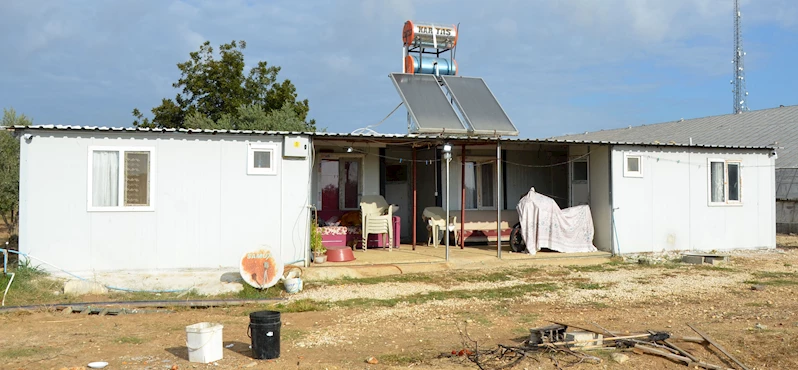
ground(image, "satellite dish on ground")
xmin=240 ymin=247 xmax=284 ymax=289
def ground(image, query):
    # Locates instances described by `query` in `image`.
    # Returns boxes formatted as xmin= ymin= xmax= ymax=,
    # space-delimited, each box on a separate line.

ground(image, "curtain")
xmin=480 ymin=162 xmax=495 ymax=207
xmin=728 ymin=163 xmax=740 ymax=201
xmin=342 ymin=160 xmax=359 ymax=209
xmin=711 ymin=162 xmax=725 ymax=202
xmin=464 ymin=162 xmax=477 ymax=209
xmin=92 ymin=151 xmax=119 ymax=207
xmin=319 ymin=160 xmax=339 ymax=210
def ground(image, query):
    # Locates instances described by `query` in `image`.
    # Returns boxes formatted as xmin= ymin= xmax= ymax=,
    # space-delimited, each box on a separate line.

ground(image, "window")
xmin=88 ymin=147 xmax=154 ymax=211
xmin=728 ymin=162 xmax=741 ymax=202
xmin=572 ymin=161 xmax=588 ymax=182
xmin=464 ymin=160 xmax=495 ymax=209
xmin=319 ymin=156 xmax=363 ymax=211
xmin=247 ymin=144 xmax=277 ymax=175
xmin=709 ymin=159 xmax=742 ymax=205
xmin=624 ymin=154 xmax=643 ymax=177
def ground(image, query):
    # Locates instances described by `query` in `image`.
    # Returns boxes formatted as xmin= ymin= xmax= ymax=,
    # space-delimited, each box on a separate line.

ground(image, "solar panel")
xmin=388 ymin=73 xmax=469 ymax=134
xmin=441 ymin=76 xmax=519 ymax=136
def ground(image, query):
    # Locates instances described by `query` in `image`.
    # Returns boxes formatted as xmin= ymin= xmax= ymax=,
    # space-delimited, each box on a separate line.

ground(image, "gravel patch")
xmin=290 ymin=280 xmax=529 ymax=302
xmin=527 ymin=269 xmax=751 ymax=305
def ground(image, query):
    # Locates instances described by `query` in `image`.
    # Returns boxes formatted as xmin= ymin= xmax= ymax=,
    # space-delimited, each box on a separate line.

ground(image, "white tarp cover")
xmin=517 ymin=188 xmax=597 ymax=254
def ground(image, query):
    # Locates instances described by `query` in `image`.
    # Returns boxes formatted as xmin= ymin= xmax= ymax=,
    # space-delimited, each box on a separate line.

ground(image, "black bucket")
xmin=248 ymin=310 xmax=281 ymax=360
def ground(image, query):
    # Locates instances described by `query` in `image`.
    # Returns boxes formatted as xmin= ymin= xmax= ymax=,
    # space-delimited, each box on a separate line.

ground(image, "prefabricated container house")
xmin=10 ymin=126 xmax=776 ymax=275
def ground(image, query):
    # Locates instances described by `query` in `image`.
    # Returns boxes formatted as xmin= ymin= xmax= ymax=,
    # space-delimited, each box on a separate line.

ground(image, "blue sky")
xmin=1 ymin=0 xmax=797 ymax=139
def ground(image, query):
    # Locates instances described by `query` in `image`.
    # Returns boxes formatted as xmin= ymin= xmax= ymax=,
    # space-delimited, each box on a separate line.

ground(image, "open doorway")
xmin=384 ymin=160 xmax=411 ymax=243
xmin=570 ymin=157 xmax=589 ymax=206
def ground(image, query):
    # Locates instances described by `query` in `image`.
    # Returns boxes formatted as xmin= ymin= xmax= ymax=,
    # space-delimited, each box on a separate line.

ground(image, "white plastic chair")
xmin=359 ymin=195 xmax=396 ymax=252
xmin=422 ymin=207 xmax=448 ymax=248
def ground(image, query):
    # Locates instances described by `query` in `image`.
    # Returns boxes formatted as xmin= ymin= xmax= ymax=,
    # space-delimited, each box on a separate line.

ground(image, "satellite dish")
xmin=240 ymin=247 xmax=284 ymax=289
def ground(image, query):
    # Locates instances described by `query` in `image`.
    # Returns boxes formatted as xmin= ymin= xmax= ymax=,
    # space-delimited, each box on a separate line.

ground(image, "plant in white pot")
xmin=310 ymin=220 xmax=326 ymax=264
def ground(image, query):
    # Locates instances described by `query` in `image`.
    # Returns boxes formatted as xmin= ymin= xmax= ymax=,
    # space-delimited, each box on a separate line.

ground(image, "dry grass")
xmin=0 ymin=217 xmax=9 ymax=242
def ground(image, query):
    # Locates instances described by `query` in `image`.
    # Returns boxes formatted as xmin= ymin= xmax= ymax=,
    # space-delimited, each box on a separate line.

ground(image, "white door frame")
xmin=569 ymin=157 xmax=590 ymax=206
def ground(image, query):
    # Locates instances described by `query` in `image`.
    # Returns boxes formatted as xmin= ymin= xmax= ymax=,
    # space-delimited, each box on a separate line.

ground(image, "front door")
xmin=570 ymin=158 xmax=589 ymax=206
xmin=384 ymin=162 xmax=410 ymax=242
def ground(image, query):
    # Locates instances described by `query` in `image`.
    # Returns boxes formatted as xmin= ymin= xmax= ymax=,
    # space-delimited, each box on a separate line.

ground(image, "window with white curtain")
xmin=464 ymin=160 xmax=496 ymax=209
xmin=88 ymin=147 xmax=154 ymax=211
xmin=708 ymin=159 xmax=742 ymax=205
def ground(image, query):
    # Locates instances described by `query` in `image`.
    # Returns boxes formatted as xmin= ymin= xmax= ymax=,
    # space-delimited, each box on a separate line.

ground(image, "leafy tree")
xmin=133 ymin=40 xmax=315 ymax=131
xmin=0 ymin=108 xmax=32 ymax=237
xmin=184 ymin=102 xmax=309 ymax=131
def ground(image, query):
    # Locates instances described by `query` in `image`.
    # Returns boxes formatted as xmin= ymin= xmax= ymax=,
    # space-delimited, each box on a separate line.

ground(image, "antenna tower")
xmin=732 ymin=0 xmax=749 ymax=114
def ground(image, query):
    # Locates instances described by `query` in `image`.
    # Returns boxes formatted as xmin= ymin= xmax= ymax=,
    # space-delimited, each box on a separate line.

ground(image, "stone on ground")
xmin=611 ymin=352 xmax=630 ymax=364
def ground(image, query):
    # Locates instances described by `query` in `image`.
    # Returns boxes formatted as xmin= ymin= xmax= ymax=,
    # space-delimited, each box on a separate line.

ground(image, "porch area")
xmin=303 ymin=243 xmax=613 ymax=280
xmin=309 ymin=136 xmax=613 ymax=271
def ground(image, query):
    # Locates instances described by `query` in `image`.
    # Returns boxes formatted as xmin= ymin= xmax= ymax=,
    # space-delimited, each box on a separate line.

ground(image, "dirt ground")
xmin=3 ymin=238 xmax=798 ymax=370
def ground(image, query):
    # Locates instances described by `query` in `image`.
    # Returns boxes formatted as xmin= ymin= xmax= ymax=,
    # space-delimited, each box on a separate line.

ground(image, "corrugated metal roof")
xmin=6 ymin=124 xmax=774 ymax=150
xmin=550 ymin=105 xmax=798 ymax=167
xmin=776 ymin=168 xmax=798 ymax=200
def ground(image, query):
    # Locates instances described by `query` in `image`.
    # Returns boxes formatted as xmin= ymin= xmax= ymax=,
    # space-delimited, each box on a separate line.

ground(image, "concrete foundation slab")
xmin=681 ymin=255 xmax=705 ymax=265
xmin=64 ymin=280 xmax=109 ymax=295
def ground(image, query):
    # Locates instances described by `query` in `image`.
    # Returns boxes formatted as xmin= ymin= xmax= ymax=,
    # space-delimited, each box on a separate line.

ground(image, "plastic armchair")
xmin=359 ymin=195 xmax=396 ymax=252
xmin=422 ymin=207 xmax=449 ymax=247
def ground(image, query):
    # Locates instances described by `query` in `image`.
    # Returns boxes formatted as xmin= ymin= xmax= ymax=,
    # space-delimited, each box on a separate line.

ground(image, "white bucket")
xmin=284 ymin=277 xmax=303 ymax=293
xmin=283 ymin=268 xmax=303 ymax=294
xmin=185 ymin=322 xmax=224 ymax=363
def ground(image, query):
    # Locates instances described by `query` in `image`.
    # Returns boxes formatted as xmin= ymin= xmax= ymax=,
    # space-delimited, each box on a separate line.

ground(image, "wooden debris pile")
xmin=449 ymin=321 xmax=750 ymax=370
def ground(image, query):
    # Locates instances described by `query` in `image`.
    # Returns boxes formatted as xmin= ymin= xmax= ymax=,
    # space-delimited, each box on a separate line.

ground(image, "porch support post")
xmin=460 ymin=144 xmax=466 ymax=249
xmin=412 ymin=147 xmax=417 ymax=250
xmin=497 ymin=140 xmax=502 ymax=259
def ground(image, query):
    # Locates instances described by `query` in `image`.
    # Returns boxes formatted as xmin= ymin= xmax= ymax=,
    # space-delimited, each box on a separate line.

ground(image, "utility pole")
xmin=732 ymin=0 xmax=749 ymax=114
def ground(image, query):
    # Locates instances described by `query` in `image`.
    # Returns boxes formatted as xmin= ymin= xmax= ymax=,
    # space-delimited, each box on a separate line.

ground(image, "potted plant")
xmin=310 ymin=220 xmax=326 ymax=264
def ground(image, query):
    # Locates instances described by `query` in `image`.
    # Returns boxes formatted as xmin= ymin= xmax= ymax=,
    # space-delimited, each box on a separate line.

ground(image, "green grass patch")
xmin=518 ymin=313 xmax=539 ymax=324
xmin=333 ymin=283 xmax=560 ymax=309
xmin=744 ymin=271 xmax=798 ymax=286
xmin=512 ymin=326 xmax=531 ymax=337
xmin=0 ymin=258 xmax=65 ymax=306
xmin=268 ymin=299 xmax=325 ymax=313
xmin=116 ymin=336 xmax=145 ymax=345
xmin=753 ymin=271 xmax=798 ymax=279
xmin=575 ymin=282 xmax=606 ymax=290
xmin=693 ymin=265 xmax=735 ymax=272
xmin=567 ymin=264 xmax=618 ymax=273
xmin=318 ymin=267 xmax=541 ymax=287
xmin=458 ymin=271 xmax=515 ymax=283
xmin=319 ymin=273 xmax=437 ymax=287
xmin=456 ymin=311 xmax=493 ymax=326
xmin=281 ymin=329 xmax=307 ymax=342
xmin=105 ymin=288 xmax=207 ymax=302
xmin=232 ymin=283 xmax=286 ymax=299
xmin=744 ymin=279 xmax=798 ymax=287
xmin=583 ymin=301 xmax=609 ymax=309
xmin=0 ymin=347 xmax=40 ymax=359
xmin=380 ymin=353 xmax=427 ymax=366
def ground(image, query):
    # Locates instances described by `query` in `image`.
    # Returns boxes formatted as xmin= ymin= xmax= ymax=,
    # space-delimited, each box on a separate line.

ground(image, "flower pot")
xmin=313 ymin=254 xmax=327 ymax=264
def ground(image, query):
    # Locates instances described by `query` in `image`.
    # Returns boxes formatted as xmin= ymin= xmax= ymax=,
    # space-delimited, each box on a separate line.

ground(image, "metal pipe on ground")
xmin=0 ymin=298 xmax=285 ymax=314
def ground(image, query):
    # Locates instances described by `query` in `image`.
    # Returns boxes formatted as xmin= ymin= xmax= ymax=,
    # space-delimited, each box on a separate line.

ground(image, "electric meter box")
xmin=283 ymin=136 xmax=309 ymax=158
